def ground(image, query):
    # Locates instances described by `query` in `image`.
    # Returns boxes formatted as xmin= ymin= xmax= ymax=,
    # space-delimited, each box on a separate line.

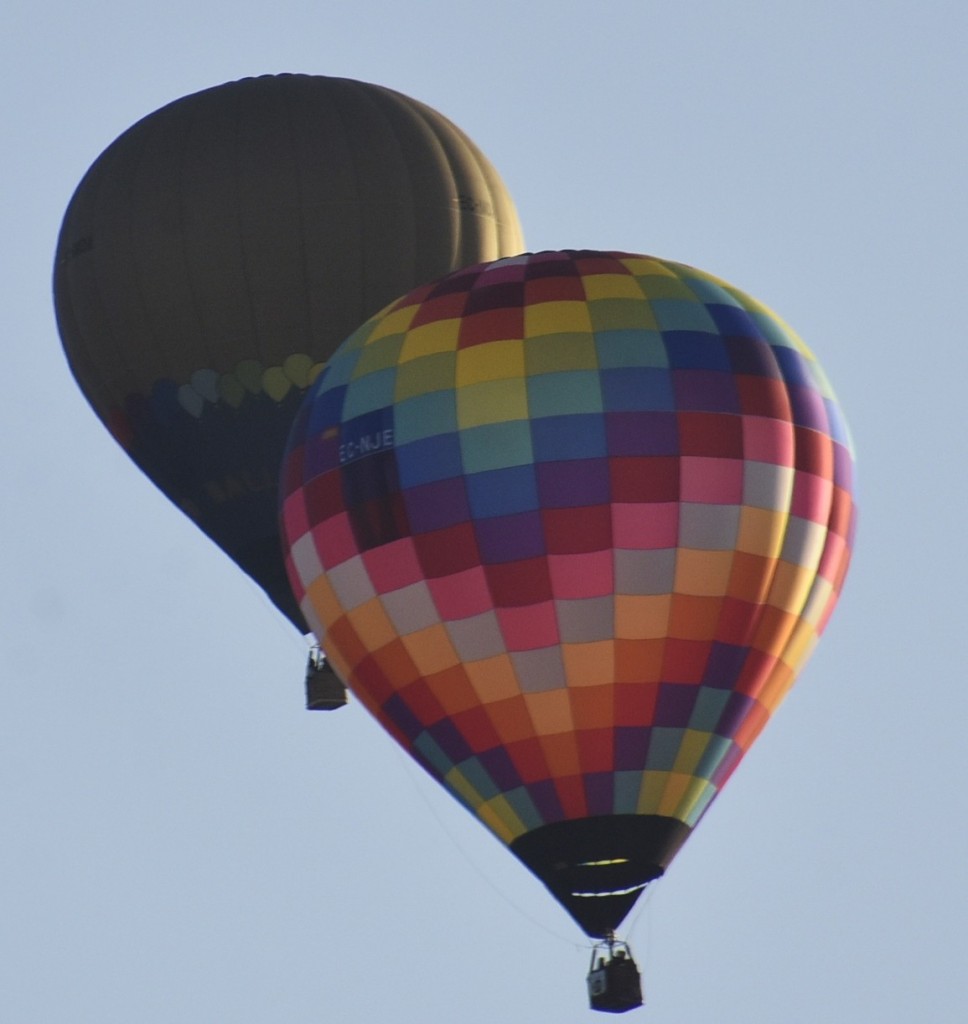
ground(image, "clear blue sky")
xmin=3 ymin=2 xmax=965 ymax=1021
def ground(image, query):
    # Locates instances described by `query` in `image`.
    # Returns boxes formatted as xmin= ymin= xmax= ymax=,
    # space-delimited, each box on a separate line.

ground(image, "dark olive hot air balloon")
xmin=54 ymin=73 xmax=524 ymax=633
xmin=279 ymin=251 xmax=856 ymax=946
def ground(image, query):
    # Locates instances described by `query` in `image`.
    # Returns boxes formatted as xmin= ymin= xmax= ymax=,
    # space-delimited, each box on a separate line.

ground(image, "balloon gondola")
xmin=305 ymin=645 xmax=348 ymax=711
xmin=280 ymin=249 xmax=856 ymax=984
xmin=587 ymin=935 xmax=643 ymax=1013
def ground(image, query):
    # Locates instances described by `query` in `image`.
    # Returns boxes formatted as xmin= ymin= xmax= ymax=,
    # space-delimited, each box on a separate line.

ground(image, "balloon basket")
xmin=305 ymin=649 xmax=348 ymax=711
xmin=586 ymin=935 xmax=643 ymax=1014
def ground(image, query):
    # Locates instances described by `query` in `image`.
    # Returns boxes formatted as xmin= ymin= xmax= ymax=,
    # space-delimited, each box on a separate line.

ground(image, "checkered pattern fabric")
xmin=281 ymin=250 xmax=856 ymax=848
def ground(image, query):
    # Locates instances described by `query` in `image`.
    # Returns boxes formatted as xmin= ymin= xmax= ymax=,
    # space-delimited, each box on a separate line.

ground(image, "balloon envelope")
xmin=279 ymin=250 xmax=856 ymax=935
xmin=54 ymin=73 xmax=524 ymax=629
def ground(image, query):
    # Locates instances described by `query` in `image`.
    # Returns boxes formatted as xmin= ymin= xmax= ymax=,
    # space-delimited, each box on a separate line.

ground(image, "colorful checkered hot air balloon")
xmin=279 ymin=250 xmax=856 ymax=939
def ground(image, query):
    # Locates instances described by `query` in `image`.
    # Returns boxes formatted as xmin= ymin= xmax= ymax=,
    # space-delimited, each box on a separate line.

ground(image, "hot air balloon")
xmin=54 ymin=73 xmax=524 ymax=646
xmin=279 ymin=251 xmax=856 ymax=990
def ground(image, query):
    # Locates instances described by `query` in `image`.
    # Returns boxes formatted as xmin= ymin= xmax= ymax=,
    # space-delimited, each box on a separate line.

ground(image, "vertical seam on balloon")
xmin=663 ymin=266 xmax=791 ymax=799
xmin=669 ymin=266 xmax=760 ymax=803
xmin=115 ymin=118 xmax=160 ymax=412
xmin=620 ymin=257 xmax=678 ymax=820
xmin=743 ymin=414 xmax=832 ymax=709
xmin=565 ymin=263 xmax=614 ymax=817
xmin=764 ymin=435 xmax=852 ymax=713
xmin=373 ymin=84 xmax=425 ymax=289
xmin=175 ymin=92 xmax=215 ymax=387
xmin=746 ymin=452 xmax=834 ymax=733
xmin=459 ymin=264 xmax=550 ymax=828
xmin=456 ymin=115 xmax=524 ymax=260
xmin=435 ymin=106 xmax=468 ymax=270
xmin=427 ymin=315 xmax=503 ymax=831
xmin=523 ymin=264 xmax=588 ymax=825
xmin=420 ymin=98 xmax=488 ymax=270
xmin=583 ymin=257 xmax=624 ymax=817
xmin=278 ymin=75 xmax=313 ymax=374
xmin=231 ymin=82 xmax=261 ymax=389
xmin=332 ymin=80 xmax=370 ymax=344
xmin=476 ymin=137 xmax=523 ymax=258
xmin=455 ymin=121 xmax=495 ymax=261
xmin=660 ymin=262 xmax=689 ymax=821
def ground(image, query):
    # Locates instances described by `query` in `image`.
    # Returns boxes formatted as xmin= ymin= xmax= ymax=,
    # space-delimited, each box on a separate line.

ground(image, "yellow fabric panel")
xmin=673 ymin=777 xmax=717 ymax=826
xmin=589 ymin=299 xmax=661 ymax=332
xmin=767 ymin=560 xmax=820 ymax=614
xmin=737 ymin=506 xmax=789 ymax=557
xmin=582 ymin=272 xmax=653 ymax=301
xmin=672 ymin=729 xmax=712 ymax=776
xmin=352 ymin=335 xmax=405 ymax=377
xmin=365 ymin=303 xmax=420 ymax=343
xmin=456 ymin=338 xmax=526 ymax=385
xmin=524 ymin=331 xmax=600 ymax=372
xmin=636 ymin=771 xmax=669 ymax=816
xmin=444 ymin=766 xmax=484 ymax=811
xmin=476 ymin=794 xmax=525 ymax=844
xmin=800 ymin=574 xmax=836 ymax=628
xmin=398 ymin=318 xmax=462 ymax=361
xmin=524 ymin=300 xmax=593 ymax=337
xmin=456 ymin=378 xmax=528 ymax=427
xmin=394 ymin=351 xmax=457 ymax=401
xmin=657 ymin=772 xmax=700 ymax=818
